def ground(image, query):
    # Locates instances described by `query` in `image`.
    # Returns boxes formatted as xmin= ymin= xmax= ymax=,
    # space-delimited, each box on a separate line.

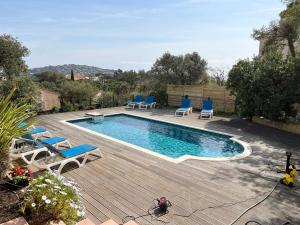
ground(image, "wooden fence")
xmin=167 ymin=84 xmax=235 ymax=112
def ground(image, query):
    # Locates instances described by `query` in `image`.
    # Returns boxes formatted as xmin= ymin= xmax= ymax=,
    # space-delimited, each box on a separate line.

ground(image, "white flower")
xmin=77 ymin=210 xmax=85 ymax=217
xmin=53 ymin=202 xmax=57 ymax=206
xmin=70 ymin=203 xmax=76 ymax=208
xmin=60 ymin=191 xmax=67 ymax=196
xmin=42 ymin=195 xmax=47 ymax=201
xmin=45 ymin=179 xmax=52 ymax=184
xmin=31 ymin=203 xmax=36 ymax=208
xmin=45 ymin=199 xmax=51 ymax=204
xmin=54 ymin=185 xmax=61 ymax=190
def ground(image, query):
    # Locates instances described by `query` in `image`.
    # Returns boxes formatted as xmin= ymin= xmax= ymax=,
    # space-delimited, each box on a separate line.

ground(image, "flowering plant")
xmin=20 ymin=172 xmax=85 ymax=225
xmin=9 ymin=166 xmax=32 ymax=186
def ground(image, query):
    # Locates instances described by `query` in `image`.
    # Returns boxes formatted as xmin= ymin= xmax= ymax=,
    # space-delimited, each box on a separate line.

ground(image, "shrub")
xmin=227 ymin=51 xmax=300 ymax=121
xmin=60 ymin=81 xmax=98 ymax=110
xmin=20 ymin=172 xmax=85 ymax=225
xmin=60 ymin=101 xmax=76 ymax=112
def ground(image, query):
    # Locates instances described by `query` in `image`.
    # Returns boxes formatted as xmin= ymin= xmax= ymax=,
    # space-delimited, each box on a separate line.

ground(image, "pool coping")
xmin=60 ymin=112 xmax=252 ymax=163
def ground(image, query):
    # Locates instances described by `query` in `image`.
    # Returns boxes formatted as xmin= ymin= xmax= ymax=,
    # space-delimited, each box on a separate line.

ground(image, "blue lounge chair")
xmin=20 ymin=122 xmax=52 ymax=139
xmin=200 ymin=99 xmax=213 ymax=119
xmin=128 ymin=95 xmax=143 ymax=109
xmin=175 ymin=98 xmax=192 ymax=116
xmin=10 ymin=134 xmax=71 ymax=164
xmin=19 ymin=122 xmax=35 ymax=129
xmin=34 ymin=144 xmax=102 ymax=174
xmin=139 ymin=96 xmax=156 ymax=109
xmin=26 ymin=127 xmax=52 ymax=140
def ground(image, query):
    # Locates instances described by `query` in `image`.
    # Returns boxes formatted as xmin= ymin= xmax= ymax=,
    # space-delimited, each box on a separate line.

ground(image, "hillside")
xmin=29 ymin=64 xmax=115 ymax=76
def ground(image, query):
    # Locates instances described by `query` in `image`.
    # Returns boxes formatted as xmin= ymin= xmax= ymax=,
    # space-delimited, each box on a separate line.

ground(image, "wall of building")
xmin=259 ymin=38 xmax=300 ymax=56
xmin=39 ymin=89 xmax=61 ymax=111
xmin=167 ymin=84 xmax=235 ymax=112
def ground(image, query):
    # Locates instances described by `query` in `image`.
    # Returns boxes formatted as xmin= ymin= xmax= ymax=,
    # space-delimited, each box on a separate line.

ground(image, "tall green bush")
xmin=0 ymin=76 xmax=40 ymax=108
xmin=227 ymin=51 xmax=300 ymax=121
xmin=60 ymin=81 xmax=98 ymax=111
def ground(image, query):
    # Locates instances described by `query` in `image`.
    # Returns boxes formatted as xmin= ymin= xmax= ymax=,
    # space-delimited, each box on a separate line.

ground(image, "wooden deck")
xmin=36 ymin=107 xmax=300 ymax=225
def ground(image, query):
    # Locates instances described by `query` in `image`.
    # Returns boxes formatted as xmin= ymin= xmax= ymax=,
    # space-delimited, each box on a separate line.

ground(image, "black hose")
xmin=245 ymin=221 xmax=263 ymax=225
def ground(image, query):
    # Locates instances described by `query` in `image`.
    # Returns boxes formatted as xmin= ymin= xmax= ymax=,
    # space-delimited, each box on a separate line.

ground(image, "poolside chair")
xmin=10 ymin=134 xmax=71 ymax=164
xmin=200 ymin=99 xmax=213 ymax=119
xmin=28 ymin=127 xmax=52 ymax=140
xmin=10 ymin=140 xmax=50 ymax=165
xmin=19 ymin=122 xmax=36 ymax=129
xmin=22 ymin=133 xmax=71 ymax=149
xmin=128 ymin=95 xmax=143 ymax=109
xmin=33 ymin=144 xmax=102 ymax=174
xmin=139 ymin=96 xmax=156 ymax=109
xmin=175 ymin=98 xmax=192 ymax=116
xmin=20 ymin=122 xmax=52 ymax=139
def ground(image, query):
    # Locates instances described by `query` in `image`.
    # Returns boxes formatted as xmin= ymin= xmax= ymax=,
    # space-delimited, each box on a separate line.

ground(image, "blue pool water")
xmin=68 ymin=114 xmax=244 ymax=159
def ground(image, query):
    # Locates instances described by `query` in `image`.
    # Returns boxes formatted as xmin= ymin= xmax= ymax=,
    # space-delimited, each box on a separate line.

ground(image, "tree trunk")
xmin=287 ymin=37 xmax=296 ymax=57
xmin=0 ymin=148 xmax=10 ymax=181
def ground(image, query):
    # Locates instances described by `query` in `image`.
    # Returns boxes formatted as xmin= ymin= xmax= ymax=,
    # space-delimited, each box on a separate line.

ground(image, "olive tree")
xmin=227 ymin=51 xmax=300 ymax=121
xmin=151 ymin=52 xmax=208 ymax=85
xmin=253 ymin=0 xmax=300 ymax=57
xmin=0 ymin=34 xmax=29 ymax=79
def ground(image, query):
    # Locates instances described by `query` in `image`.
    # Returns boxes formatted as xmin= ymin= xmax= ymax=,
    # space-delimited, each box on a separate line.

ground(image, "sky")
xmin=0 ymin=0 xmax=285 ymax=71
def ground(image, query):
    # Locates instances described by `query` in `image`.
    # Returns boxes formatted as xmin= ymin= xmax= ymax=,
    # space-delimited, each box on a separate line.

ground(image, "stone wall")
xmin=167 ymin=84 xmax=235 ymax=112
xmin=40 ymin=89 xmax=61 ymax=111
xmin=253 ymin=117 xmax=300 ymax=135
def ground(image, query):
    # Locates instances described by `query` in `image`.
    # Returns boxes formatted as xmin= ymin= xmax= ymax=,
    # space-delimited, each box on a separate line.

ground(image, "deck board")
xmin=36 ymin=107 xmax=300 ymax=225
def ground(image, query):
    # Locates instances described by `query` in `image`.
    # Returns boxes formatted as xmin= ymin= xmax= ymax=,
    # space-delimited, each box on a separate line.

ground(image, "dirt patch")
xmin=0 ymin=186 xmax=21 ymax=223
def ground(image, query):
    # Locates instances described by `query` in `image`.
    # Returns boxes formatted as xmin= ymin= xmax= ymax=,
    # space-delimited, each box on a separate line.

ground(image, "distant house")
xmin=65 ymin=72 xmax=88 ymax=80
xmin=259 ymin=38 xmax=300 ymax=56
xmin=39 ymin=89 xmax=61 ymax=111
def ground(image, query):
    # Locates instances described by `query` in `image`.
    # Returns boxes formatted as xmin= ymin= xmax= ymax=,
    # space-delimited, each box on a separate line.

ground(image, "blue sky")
xmin=0 ymin=0 xmax=285 ymax=71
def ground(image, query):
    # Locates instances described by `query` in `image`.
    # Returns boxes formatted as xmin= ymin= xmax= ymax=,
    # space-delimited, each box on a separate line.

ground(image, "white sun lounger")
xmin=34 ymin=144 xmax=102 ymax=174
xmin=10 ymin=135 xmax=71 ymax=164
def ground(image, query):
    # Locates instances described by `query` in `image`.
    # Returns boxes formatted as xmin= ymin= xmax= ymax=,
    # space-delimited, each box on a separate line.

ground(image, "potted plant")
xmin=20 ymin=172 xmax=85 ymax=225
xmin=8 ymin=166 xmax=32 ymax=189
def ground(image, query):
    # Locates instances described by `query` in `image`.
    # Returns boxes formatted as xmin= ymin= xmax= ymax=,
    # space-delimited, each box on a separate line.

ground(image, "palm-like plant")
xmin=0 ymin=88 xmax=35 ymax=180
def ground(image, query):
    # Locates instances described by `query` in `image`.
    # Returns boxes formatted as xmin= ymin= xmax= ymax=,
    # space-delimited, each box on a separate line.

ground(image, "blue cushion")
xmin=22 ymin=133 xmax=45 ymax=148
xmin=30 ymin=127 xmax=47 ymax=134
xmin=145 ymin=96 xmax=154 ymax=104
xmin=134 ymin=95 xmax=143 ymax=102
xmin=203 ymin=100 xmax=213 ymax=110
xmin=59 ymin=144 xmax=97 ymax=158
xmin=40 ymin=136 xmax=66 ymax=145
xmin=181 ymin=98 xmax=191 ymax=108
xmin=19 ymin=122 xmax=28 ymax=127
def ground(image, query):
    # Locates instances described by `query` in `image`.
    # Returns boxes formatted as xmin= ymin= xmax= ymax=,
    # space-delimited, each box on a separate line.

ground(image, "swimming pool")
xmin=65 ymin=114 xmax=250 ymax=162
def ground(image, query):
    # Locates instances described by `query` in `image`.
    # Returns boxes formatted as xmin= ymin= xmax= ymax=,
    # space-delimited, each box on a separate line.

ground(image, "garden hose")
xmin=228 ymin=181 xmax=280 ymax=225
